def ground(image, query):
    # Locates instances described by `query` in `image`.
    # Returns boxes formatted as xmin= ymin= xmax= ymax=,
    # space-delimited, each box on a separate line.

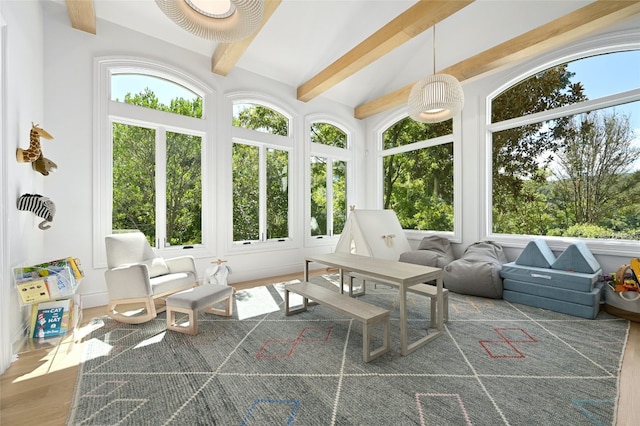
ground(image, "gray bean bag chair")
xmin=443 ymin=241 xmax=509 ymax=298
xmin=399 ymin=235 xmax=455 ymax=269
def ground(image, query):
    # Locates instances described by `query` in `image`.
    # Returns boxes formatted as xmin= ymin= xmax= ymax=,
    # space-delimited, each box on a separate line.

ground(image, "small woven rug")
xmin=67 ymin=275 xmax=629 ymax=425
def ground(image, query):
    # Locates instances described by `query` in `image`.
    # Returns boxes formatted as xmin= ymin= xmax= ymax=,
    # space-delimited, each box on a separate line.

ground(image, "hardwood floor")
xmin=2 ymin=273 xmax=639 ymax=425
xmin=616 ymin=320 xmax=640 ymax=425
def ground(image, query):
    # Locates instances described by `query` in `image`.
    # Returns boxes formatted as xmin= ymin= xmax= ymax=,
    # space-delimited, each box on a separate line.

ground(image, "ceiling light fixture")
xmin=155 ymin=0 xmax=264 ymax=43
xmin=408 ymin=26 xmax=464 ymax=123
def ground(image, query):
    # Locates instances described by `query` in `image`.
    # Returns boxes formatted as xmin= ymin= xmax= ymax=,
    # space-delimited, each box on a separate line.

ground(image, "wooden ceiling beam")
xmin=211 ymin=0 xmax=282 ymax=76
xmin=355 ymin=0 xmax=640 ymax=120
xmin=296 ymin=0 xmax=475 ymax=103
xmin=65 ymin=0 xmax=96 ymax=35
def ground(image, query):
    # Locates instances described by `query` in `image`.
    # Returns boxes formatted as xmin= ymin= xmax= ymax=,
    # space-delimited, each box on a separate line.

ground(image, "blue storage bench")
xmin=500 ymin=239 xmax=603 ymax=319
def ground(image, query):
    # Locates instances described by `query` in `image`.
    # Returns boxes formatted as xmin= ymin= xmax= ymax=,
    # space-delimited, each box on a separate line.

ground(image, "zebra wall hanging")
xmin=17 ymin=193 xmax=56 ymax=230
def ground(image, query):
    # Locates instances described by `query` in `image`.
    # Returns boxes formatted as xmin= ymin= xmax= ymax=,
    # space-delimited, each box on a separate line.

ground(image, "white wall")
xmin=1 ymin=0 xmax=47 ymax=373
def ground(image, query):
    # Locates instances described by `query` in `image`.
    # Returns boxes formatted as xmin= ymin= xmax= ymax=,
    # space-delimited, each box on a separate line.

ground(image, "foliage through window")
xmin=311 ymin=122 xmax=347 ymax=148
xmin=381 ymin=117 xmax=454 ymax=232
xmin=310 ymin=122 xmax=349 ymax=238
xmin=232 ymin=103 xmax=291 ymax=243
xmin=490 ymin=50 xmax=640 ymax=240
xmin=112 ymin=74 xmax=202 ymax=118
xmin=233 ymin=103 xmax=289 ymax=136
xmin=111 ymin=74 xmax=204 ymax=247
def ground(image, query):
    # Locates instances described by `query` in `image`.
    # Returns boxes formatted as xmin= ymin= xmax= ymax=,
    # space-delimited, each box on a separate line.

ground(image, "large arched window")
xmin=110 ymin=74 xmax=203 ymax=246
xmin=94 ymin=58 xmax=213 ymax=266
xmin=488 ymin=49 xmax=640 ymax=244
xmin=231 ymin=101 xmax=292 ymax=245
xmin=308 ymin=120 xmax=351 ymax=242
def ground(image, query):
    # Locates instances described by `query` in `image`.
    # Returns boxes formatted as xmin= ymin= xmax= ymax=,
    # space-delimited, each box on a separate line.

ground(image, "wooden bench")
xmin=166 ymin=284 xmax=233 ymax=335
xmin=348 ymin=273 xmax=448 ymax=327
xmin=284 ymin=282 xmax=390 ymax=362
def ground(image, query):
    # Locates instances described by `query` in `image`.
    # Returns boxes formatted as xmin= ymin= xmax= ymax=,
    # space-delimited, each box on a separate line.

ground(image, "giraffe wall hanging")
xmin=17 ymin=123 xmax=56 ymax=175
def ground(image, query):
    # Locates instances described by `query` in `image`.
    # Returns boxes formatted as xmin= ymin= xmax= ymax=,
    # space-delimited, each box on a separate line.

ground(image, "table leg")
xmin=436 ymin=276 xmax=444 ymax=332
xmin=402 ymin=273 xmax=445 ymax=355
xmin=399 ymin=284 xmax=408 ymax=355
xmin=304 ymin=260 xmax=310 ymax=282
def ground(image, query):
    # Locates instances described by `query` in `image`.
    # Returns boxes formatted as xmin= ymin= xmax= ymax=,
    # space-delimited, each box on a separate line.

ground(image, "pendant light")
xmin=408 ymin=26 xmax=464 ymax=123
xmin=155 ymin=0 xmax=264 ymax=43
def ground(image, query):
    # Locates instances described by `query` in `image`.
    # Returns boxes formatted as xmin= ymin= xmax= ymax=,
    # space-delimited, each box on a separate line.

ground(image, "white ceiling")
xmin=84 ymin=0 xmax=630 ymax=109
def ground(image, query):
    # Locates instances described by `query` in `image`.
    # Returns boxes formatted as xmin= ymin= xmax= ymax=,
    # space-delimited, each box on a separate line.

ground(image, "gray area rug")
xmin=67 ymin=274 xmax=629 ymax=425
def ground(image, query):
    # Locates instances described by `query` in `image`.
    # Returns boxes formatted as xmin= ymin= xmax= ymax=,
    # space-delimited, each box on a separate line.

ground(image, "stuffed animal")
xmin=203 ymin=259 xmax=232 ymax=286
xmin=32 ymin=153 xmax=58 ymax=176
xmin=16 ymin=123 xmax=53 ymax=164
xmin=17 ymin=193 xmax=56 ymax=230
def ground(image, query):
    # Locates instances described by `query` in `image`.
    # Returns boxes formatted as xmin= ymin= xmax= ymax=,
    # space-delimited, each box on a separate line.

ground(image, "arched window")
xmin=308 ymin=121 xmax=350 ymax=240
xmin=233 ymin=102 xmax=289 ymax=135
xmin=489 ymin=49 xmax=640 ymax=242
xmin=94 ymin=58 xmax=211 ymax=265
xmin=111 ymin=73 xmax=202 ymax=118
xmin=231 ymin=101 xmax=292 ymax=244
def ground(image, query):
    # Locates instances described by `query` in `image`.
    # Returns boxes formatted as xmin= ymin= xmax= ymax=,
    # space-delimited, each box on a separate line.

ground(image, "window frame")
xmin=484 ymin=31 xmax=640 ymax=256
xmin=374 ymin=110 xmax=462 ymax=243
xmin=304 ymin=115 xmax=354 ymax=247
xmin=93 ymin=57 xmax=215 ymax=268
xmin=226 ymin=94 xmax=297 ymax=253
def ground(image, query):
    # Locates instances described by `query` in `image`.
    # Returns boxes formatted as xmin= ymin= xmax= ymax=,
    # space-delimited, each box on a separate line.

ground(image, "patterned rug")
xmin=67 ymin=275 xmax=629 ymax=425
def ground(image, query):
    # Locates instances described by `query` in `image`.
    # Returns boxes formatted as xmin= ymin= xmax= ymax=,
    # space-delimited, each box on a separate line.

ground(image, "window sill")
xmin=488 ymin=234 xmax=640 ymax=258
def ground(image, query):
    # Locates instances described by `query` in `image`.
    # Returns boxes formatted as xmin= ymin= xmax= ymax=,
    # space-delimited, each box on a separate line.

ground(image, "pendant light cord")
xmin=432 ymin=25 xmax=436 ymax=75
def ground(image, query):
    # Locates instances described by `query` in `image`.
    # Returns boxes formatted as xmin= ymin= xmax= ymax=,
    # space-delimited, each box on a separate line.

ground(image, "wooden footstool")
xmin=166 ymin=284 xmax=233 ymax=335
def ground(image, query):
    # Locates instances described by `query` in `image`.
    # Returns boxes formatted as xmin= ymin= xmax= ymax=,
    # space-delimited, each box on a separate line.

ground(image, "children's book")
xmin=68 ymin=257 xmax=84 ymax=280
xmin=17 ymin=279 xmax=50 ymax=304
xmin=14 ymin=257 xmax=83 ymax=286
xmin=30 ymin=299 xmax=71 ymax=339
xmin=43 ymin=267 xmax=74 ymax=297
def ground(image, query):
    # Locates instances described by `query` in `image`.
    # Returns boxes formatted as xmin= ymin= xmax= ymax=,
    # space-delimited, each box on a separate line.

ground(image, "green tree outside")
xmin=112 ymin=88 xmax=202 ymax=246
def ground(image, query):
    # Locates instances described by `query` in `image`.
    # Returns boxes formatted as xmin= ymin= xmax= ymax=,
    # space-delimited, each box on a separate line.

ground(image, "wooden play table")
xmin=304 ymin=252 xmax=443 ymax=356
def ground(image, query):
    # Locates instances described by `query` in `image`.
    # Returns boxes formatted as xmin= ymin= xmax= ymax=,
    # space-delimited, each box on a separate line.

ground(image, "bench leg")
xmin=167 ymin=306 xmax=198 ymax=335
xmin=284 ymin=289 xmax=309 ymax=315
xmin=204 ymin=294 xmax=234 ymax=317
xmin=362 ymin=316 xmax=390 ymax=362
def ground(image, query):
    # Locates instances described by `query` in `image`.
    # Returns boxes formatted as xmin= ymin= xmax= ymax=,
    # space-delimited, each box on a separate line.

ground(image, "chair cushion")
xmin=105 ymin=232 xmax=156 ymax=268
xmin=143 ymin=257 xmax=170 ymax=278
xmin=150 ymin=272 xmax=196 ymax=295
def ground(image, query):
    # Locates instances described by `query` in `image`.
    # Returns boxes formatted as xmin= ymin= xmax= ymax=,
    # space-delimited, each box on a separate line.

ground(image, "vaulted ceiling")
xmin=63 ymin=0 xmax=640 ymax=119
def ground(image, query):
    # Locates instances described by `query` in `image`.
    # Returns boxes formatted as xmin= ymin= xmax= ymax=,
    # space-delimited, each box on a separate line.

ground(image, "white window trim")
xmin=304 ymin=114 xmax=355 ymax=247
xmin=372 ymin=109 xmax=462 ymax=244
xmin=225 ymin=93 xmax=299 ymax=254
xmin=93 ymin=57 xmax=215 ymax=268
xmin=483 ymin=29 xmax=640 ymax=257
